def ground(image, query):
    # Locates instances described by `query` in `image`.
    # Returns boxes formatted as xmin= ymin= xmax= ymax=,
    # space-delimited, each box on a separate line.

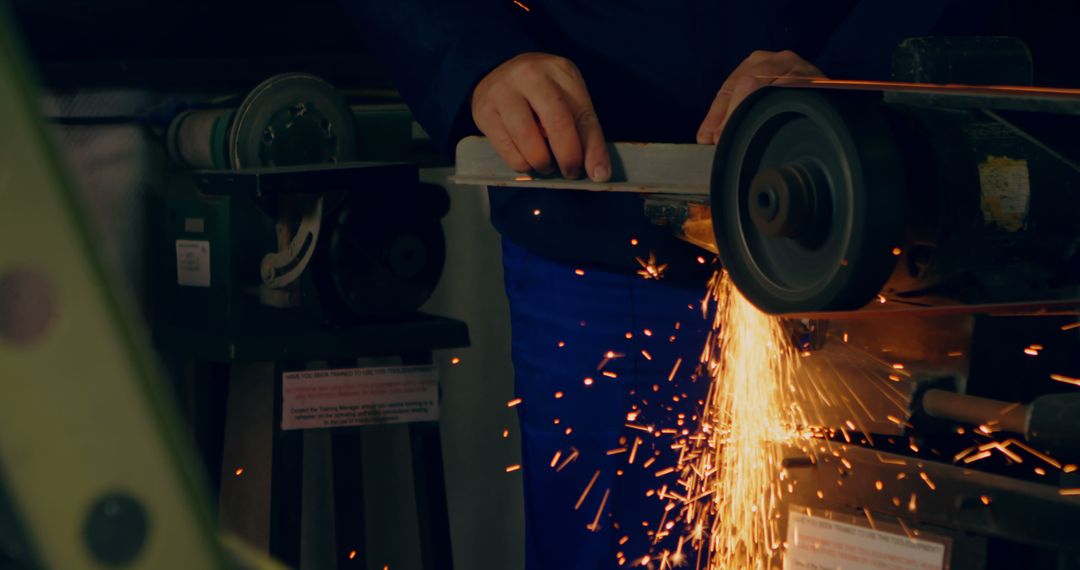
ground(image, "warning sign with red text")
xmin=281 ymin=365 xmax=438 ymax=430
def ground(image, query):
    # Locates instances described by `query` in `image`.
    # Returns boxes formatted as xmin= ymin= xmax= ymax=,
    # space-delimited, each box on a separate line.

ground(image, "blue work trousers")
xmin=501 ymin=240 xmax=712 ymax=569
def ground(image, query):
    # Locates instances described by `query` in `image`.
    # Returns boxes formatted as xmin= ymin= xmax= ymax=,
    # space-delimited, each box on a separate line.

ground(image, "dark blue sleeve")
xmin=812 ymin=0 xmax=1004 ymax=80
xmin=341 ymin=1 xmax=543 ymax=152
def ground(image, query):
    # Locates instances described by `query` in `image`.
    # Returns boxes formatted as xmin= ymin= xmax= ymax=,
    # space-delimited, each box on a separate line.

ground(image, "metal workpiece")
xmin=452 ymin=136 xmax=714 ymax=196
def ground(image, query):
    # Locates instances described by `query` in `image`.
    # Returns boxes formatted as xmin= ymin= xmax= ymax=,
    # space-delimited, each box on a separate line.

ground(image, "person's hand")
xmin=696 ymin=50 xmax=825 ymax=144
xmin=471 ymin=52 xmax=611 ymax=181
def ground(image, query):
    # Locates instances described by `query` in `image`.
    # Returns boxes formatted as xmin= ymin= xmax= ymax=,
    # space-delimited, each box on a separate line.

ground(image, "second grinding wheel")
xmin=710 ymin=88 xmax=908 ymax=314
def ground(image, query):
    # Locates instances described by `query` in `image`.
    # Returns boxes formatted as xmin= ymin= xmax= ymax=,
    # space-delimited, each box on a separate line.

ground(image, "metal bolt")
xmin=0 ymin=268 xmax=56 ymax=346
xmin=83 ymin=492 xmax=148 ymax=566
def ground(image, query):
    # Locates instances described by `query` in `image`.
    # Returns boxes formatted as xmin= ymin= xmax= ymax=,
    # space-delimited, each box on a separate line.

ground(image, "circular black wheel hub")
xmin=710 ymin=88 xmax=906 ymax=314
xmin=747 ymin=161 xmax=830 ymax=245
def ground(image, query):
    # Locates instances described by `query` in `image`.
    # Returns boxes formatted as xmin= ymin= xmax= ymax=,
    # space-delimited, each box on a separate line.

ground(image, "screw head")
xmin=83 ymin=492 xmax=149 ymax=566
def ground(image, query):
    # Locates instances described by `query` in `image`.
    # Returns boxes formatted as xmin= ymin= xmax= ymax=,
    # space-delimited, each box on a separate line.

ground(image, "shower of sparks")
xmin=636 ymin=252 xmax=669 ymax=280
xmin=673 ymin=271 xmax=805 ymax=568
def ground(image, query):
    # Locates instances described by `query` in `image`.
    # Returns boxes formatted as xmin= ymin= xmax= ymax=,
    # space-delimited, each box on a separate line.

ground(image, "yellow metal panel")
xmin=0 ymin=9 xmax=228 ymax=569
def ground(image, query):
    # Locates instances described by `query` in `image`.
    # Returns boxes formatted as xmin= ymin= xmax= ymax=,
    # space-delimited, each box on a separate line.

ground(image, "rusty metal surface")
xmin=452 ymin=136 xmax=713 ymax=196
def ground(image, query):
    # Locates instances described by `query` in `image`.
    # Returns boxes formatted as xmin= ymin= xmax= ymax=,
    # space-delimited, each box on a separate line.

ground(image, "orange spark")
xmin=667 ymin=358 xmax=682 ymax=382
xmin=576 ymin=470 xmax=602 ymax=510
xmin=550 ymin=451 xmax=562 ymax=468
xmin=1051 ymin=374 xmax=1080 ymax=387
xmin=587 ymin=489 xmax=611 ymax=532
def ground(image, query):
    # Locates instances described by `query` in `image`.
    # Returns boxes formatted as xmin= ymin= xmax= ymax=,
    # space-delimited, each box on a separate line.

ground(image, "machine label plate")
xmin=281 ymin=365 xmax=438 ymax=430
xmin=785 ymin=508 xmax=948 ymax=570
xmin=977 ymin=155 xmax=1030 ymax=232
xmin=175 ymin=239 xmax=211 ymax=287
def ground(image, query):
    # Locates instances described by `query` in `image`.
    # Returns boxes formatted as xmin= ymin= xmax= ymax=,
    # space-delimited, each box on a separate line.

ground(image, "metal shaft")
xmin=921 ymin=389 xmax=1030 ymax=434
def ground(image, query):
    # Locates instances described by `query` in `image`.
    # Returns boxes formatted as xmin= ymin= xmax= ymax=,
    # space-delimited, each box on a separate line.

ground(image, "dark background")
xmin=9 ymin=0 xmax=1080 ymax=91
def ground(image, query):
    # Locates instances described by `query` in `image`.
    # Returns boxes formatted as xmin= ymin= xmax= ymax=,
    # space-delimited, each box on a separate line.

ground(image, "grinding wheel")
xmin=710 ymin=88 xmax=907 ymax=314
xmin=228 ymin=73 xmax=358 ymax=168
xmin=318 ymin=184 xmax=450 ymax=319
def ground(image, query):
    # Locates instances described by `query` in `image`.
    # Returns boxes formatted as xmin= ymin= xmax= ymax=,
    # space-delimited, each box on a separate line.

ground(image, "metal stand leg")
xmin=410 ymin=421 xmax=454 ymax=570
xmin=218 ymin=362 xmax=276 ymax=551
xmin=332 ymin=429 xmax=368 ymax=569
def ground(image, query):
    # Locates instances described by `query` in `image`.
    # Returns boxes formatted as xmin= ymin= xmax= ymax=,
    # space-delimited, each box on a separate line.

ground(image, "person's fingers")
xmin=525 ymin=81 xmax=584 ymax=179
xmin=697 ymin=86 xmax=732 ymax=144
xmin=545 ymin=65 xmax=611 ymax=181
xmin=556 ymin=85 xmax=609 ymax=182
xmin=698 ymin=53 xmax=826 ymax=144
xmin=696 ymin=56 xmax=754 ymax=144
xmin=497 ymin=93 xmax=554 ymax=174
xmin=576 ymin=103 xmax=610 ymax=182
xmin=475 ymin=112 xmax=530 ymax=172
xmin=719 ymin=74 xmax=766 ymax=140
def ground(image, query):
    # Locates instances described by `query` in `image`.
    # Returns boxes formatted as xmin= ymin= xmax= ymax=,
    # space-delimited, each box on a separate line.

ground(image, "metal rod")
xmin=921 ymin=389 xmax=1029 ymax=433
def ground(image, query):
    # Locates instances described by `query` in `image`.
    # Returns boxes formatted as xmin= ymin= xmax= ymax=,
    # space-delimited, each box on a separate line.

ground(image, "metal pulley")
xmin=710 ymin=89 xmax=907 ymax=314
xmin=710 ymin=85 xmax=1080 ymax=315
xmin=169 ymin=74 xmax=449 ymax=320
xmin=168 ymin=73 xmax=359 ymax=170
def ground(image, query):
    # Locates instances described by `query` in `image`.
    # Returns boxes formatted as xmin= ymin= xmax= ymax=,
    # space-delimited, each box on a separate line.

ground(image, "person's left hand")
xmin=696 ymin=50 xmax=825 ymax=144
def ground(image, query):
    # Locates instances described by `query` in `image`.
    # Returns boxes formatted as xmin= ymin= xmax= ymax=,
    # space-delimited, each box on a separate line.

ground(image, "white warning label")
xmin=281 ymin=365 xmax=439 ymax=430
xmin=785 ymin=508 xmax=947 ymax=570
xmin=175 ymin=239 xmax=211 ymax=287
xmin=978 ymin=155 xmax=1030 ymax=232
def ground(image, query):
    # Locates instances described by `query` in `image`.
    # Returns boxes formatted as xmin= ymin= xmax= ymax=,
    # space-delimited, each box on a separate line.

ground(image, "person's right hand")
xmin=471 ymin=52 xmax=611 ymax=182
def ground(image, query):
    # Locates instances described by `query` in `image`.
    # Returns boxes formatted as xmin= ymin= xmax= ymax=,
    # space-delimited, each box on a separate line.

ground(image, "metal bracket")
xmin=260 ymin=196 xmax=323 ymax=288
